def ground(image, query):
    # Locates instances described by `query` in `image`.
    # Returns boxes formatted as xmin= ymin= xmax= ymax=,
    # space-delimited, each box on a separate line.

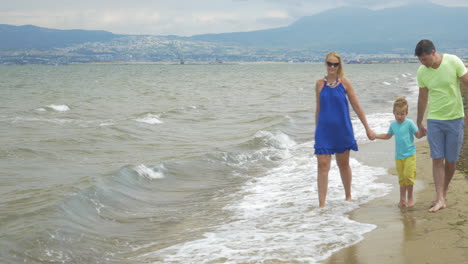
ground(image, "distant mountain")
xmin=0 ymin=24 xmax=122 ymax=50
xmin=188 ymin=3 xmax=468 ymax=53
xmin=1 ymin=3 xmax=467 ymax=54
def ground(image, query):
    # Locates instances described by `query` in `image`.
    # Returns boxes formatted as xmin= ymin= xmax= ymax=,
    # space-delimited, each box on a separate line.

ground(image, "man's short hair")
xmin=415 ymin=39 xmax=436 ymax=56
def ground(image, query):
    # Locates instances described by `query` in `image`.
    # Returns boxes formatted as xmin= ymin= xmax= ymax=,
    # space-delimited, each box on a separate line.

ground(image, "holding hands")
xmin=417 ymin=123 xmax=427 ymax=137
xmin=366 ymin=128 xmax=376 ymax=140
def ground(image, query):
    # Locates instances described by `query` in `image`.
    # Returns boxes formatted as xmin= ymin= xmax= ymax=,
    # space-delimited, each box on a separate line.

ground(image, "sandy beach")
xmin=322 ymin=139 xmax=468 ymax=264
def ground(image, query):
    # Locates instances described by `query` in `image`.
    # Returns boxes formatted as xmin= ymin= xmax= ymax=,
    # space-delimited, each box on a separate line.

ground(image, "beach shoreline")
xmin=322 ymin=139 xmax=468 ymax=264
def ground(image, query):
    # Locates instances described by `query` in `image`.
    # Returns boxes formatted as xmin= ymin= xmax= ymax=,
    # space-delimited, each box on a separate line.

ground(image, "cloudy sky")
xmin=1 ymin=0 xmax=467 ymax=36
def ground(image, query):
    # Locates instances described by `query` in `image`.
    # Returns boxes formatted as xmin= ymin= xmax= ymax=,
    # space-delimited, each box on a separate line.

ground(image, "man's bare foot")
xmin=429 ymin=200 xmax=446 ymax=212
xmin=431 ymin=199 xmax=447 ymax=207
xmin=398 ymin=201 xmax=407 ymax=208
xmin=407 ymin=199 xmax=415 ymax=208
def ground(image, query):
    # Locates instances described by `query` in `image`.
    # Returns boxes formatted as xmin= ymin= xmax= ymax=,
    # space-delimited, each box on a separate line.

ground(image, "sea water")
xmin=0 ymin=63 xmax=420 ymax=263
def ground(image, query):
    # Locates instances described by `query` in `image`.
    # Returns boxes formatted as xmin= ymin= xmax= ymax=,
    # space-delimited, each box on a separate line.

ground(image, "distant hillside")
xmin=0 ymin=24 xmax=122 ymax=50
xmin=1 ymin=3 xmax=467 ymax=54
xmin=189 ymin=3 xmax=468 ymax=53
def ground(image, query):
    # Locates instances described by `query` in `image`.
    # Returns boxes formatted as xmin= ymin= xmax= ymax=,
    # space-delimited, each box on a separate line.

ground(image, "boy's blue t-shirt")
xmin=388 ymin=119 xmax=418 ymax=159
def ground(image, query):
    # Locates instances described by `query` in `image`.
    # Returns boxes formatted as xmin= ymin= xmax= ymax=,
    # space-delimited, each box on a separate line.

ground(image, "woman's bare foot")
xmin=429 ymin=200 xmax=446 ymax=212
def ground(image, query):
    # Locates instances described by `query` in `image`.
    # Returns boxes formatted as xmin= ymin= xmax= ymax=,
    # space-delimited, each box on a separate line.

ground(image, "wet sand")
xmin=322 ymin=139 xmax=468 ymax=264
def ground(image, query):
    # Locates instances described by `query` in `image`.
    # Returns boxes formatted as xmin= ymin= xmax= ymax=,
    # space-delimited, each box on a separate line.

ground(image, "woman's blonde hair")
xmin=325 ymin=51 xmax=344 ymax=77
xmin=393 ymin=96 xmax=408 ymax=113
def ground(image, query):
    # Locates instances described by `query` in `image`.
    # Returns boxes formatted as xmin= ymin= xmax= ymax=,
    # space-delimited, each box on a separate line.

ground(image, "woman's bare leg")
xmin=336 ymin=150 xmax=352 ymax=202
xmin=317 ymin=154 xmax=331 ymax=208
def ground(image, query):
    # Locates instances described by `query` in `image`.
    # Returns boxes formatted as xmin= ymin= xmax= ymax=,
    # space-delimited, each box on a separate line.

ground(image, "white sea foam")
xmin=136 ymin=114 xmax=163 ymax=125
xmin=225 ymin=131 xmax=297 ymax=167
xmin=134 ymin=164 xmax=165 ymax=179
xmin=254 ymin=130 xmax=296 ymax=150
xmin=139 ymin=142 xmax=390 ymax=263
xmin=382 ymin=81 xmax=391 ymax=85
xmin=99 ymin=122 xmax=114 ymax=127
xmin=47 ymin=104 xmax=70 ymax=112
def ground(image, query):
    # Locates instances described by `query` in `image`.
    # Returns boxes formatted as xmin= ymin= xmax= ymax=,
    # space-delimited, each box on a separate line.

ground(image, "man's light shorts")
xmin=396 ymin=155 xmax=416 ymax=187
xmin=427 ymin=118 xmax=464 ymax=163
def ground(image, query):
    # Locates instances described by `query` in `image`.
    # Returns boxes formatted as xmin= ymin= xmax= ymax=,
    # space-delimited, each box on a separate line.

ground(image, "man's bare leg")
xmin=443 ymin=160 xmax=456 ymax=200
xmin=429 ymin=158 xmax=446 ymax=212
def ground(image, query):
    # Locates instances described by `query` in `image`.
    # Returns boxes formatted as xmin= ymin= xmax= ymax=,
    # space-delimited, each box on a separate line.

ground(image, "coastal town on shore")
xmin=2 ymin=35 xmax=468 ymax=66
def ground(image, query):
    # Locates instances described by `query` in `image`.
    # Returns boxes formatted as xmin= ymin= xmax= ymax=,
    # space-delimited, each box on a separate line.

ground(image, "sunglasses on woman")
xmin=326 ymin=61 xmax=340 ymax=67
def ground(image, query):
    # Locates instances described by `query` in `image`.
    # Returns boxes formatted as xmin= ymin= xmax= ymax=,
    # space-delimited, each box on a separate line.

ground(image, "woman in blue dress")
xmin=314 ymin=51 xmax=375 ymax=208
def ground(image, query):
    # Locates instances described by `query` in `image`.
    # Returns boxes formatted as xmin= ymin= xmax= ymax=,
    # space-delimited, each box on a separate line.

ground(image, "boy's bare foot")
xmin=407 ymin=199 xmax=415 ymax=208
xmin=428 ymin=200 xmax=446 ymax=212
xmin=398 ymin=201 xmax=407 ymax=208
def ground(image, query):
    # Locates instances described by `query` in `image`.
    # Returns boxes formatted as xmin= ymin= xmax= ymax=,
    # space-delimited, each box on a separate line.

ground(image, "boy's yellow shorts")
xmin=395 ymin=155 xmax=416 ymax=187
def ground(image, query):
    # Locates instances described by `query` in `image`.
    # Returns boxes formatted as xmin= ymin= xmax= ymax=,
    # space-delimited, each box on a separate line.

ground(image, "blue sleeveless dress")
xmin=314 ymin=81 xmax=358 ymax=154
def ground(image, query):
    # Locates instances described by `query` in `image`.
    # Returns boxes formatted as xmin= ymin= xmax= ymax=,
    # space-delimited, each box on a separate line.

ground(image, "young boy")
xmin=376 ymin=97 xmax=424 ymax=208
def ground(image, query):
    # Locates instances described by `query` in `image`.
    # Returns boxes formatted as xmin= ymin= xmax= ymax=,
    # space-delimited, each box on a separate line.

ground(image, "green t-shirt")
xmin=417 ymin=54 xmax=467 ymax=120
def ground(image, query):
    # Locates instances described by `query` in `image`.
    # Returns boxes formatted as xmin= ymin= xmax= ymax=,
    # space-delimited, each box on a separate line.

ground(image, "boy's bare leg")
xmin=406 ymin=185 xmax=414 ymax=207
xmin=429 ymin=158 xmax=447 ymax=212
xmin=399 ymin=186 xmax=407 ymax=208
xmin=317 ymin=155 xmax=331 ymax=208
xmin=336 ymin=151 xmax=352 ymax=202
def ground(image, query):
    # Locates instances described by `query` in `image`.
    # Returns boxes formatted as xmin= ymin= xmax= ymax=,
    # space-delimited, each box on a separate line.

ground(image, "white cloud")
xmin=192 ymin=12 xmax=239 ymax=24
xmin=1 ymin=0 xmax=468 ymax=35
xmin=264 ymin=10 xmax=290 ymax=19
xmin=0 ymin=9 xmax=163 ymax=33
xmin=99 ymin=9 xmax=161 ymax=25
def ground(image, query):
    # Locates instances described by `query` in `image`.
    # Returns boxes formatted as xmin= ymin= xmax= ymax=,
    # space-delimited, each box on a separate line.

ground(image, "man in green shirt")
xmin=415 ymin=39 xmax=468 ymax=212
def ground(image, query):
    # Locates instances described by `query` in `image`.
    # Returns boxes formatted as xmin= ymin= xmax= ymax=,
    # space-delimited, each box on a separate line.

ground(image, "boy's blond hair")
xmin=393 ymin=96 xmax=408 ymax=113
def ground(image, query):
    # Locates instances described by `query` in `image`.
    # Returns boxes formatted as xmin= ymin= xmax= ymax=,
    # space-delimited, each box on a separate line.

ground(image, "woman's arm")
xmin=342 ymin=77 xmax=375 ymax=140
